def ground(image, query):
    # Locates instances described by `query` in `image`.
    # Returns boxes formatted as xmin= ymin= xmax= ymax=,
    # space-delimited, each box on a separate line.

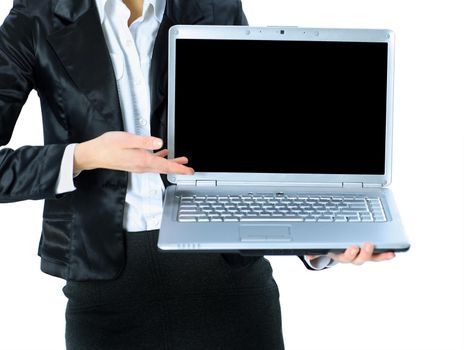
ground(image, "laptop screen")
xmin=174 ymin=39 xmax=388 ymax=175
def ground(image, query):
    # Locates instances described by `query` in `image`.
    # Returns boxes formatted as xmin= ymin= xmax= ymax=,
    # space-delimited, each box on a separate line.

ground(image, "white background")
xmin=1 ymin=0 xmax=463 ymax=349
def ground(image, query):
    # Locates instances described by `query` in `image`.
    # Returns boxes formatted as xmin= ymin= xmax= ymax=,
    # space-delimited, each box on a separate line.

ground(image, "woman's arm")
xmin=0 ymin=6 xmax=68 ymax=203
xmin=0 ymin=5 xmax=194 ymax=203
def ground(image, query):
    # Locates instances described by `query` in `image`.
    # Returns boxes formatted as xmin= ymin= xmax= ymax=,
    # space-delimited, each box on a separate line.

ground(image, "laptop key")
xmin=179 ymin=213 xmax=207 ymax=217
xmin=344 ymin=200 xmax=365 ymax=205
xmin=240 ymin=217 xmax=303 ymax=222
xmin=180 ymin=204 xmax=197 ymax=208
xmin=372 ymin=214 xmax=385 ymax=221
xmin=348 ymin=217 xmax=361 ymax=222
xmin=224 ymin=217 xmax=239 ymax=222
xmin=183 ymin=197 xmax=195 ymax=204
xmin=341 ymin=208 xmax=363 ymax=213
xmin=179 ymin=218 xmax=197 ymax=222
xmin=179 ymin=209 xmax=199 ymax=213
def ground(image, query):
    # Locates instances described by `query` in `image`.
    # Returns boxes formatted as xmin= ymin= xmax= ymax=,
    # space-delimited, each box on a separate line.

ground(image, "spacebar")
xmin=240 ymin=217 xmax=303 ymax=222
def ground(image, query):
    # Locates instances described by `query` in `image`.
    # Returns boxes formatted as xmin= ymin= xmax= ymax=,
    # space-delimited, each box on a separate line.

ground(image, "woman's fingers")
xmin=328 ymin=246 xmax=360 ymax=263
xmin=110 ymin=131 xmax=163 ymax=150
xmin=371 ymin=252 xmax=396 ymax=262
xmin=150 ymin=156 xmax=194 ymax=175
xmin=151 ymin=151 xmax=190 ymax=166
xmin=171 ymin=156 xmax=189 ymax=165
xmin=327 ymin=243 xmax=396 ymax=265
xmin=152 ymin=151 xmax=189 ymax=166
xmin=153 ymin=149 xmax=169 ymax=157
xmin=350 ymin=243 xmax=374 ymax=265
xmin=162 ymin=161 xmax=195 ymax=175
xmin=93 ymin=132 xmax=194 ymax=174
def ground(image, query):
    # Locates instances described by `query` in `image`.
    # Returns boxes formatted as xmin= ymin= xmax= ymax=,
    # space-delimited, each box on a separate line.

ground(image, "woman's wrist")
xmin=74 ymin=141 xmax=97 ymax=173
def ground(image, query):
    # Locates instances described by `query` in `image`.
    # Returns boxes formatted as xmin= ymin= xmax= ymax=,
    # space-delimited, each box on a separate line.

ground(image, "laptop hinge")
xmin=362 ymin=183 xmax=383 ymax=188
xmin=343 ymin=182 xmax=383 ymax=188
xmin=176 ymin=180 xmax=196 ymax=186
xmin=215 ymin=181 xmax=343 ymax=187
xmin=343 ymin=182 xmax=363 ymax=189
xmin=196 ymin=180 xmax=218 ymax=187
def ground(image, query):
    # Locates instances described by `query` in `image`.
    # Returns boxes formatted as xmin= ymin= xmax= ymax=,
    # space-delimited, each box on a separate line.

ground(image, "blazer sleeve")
xmin=0 ymin=5 xmax=67 ymax=203
xmin=235 ymin=0 xmax=248 ymax=25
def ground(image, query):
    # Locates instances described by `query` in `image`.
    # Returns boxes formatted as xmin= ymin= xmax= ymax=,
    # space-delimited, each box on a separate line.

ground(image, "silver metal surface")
xmin=177 ymin=193 xmax=387 ymax=223
xmin=159 ymin=185 xmax=410 ymax=253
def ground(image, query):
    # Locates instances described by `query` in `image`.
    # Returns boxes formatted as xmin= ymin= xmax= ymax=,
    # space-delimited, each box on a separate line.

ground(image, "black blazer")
xmin=0 ymin=0 xmax=316 ymax=281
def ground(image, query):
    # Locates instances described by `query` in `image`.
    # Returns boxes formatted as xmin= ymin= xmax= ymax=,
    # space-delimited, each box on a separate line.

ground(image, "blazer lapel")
xmin=48 ymin=0 xmax=124 ymax=129
xmin=48 ymin=0 xmax=207 ymax=134
xmin=169 ymin=0 xmax=206 ymax=24
xmin=150 ymin=0 xmax=206 ymax=121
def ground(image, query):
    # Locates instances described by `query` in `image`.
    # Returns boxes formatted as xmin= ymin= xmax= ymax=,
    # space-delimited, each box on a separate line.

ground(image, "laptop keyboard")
xmin=177 ymin=193 xmax=387 ymax=223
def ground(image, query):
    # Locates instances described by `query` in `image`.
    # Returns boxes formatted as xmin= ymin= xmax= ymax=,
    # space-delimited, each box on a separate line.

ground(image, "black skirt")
xmin=63 ymin=230 xmax=285 ymax=350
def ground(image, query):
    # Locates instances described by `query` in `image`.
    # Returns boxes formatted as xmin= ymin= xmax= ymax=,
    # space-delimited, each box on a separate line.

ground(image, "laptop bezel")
xmin=167 ymin=26 xmax=395 ymax=187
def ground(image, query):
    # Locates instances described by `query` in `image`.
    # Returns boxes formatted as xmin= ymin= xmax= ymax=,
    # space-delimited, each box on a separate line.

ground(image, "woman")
xmin=0 ymin=0 xmax=395 ymax=349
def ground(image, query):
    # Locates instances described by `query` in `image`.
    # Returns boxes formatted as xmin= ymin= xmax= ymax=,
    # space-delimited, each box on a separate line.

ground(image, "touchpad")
xmin=240 ymin=225 xmax=292 ymax=242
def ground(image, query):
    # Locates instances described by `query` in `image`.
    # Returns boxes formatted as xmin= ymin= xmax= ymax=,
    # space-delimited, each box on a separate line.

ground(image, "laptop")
xmin=158 ymin=25 xmax=410 ymax=255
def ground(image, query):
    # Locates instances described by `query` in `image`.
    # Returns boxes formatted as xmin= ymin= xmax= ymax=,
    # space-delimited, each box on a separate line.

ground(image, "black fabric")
xmin=0 ymin=0 xmax=256 ymax=281
xmin=64 ymin=230 xmax=285 ymax=350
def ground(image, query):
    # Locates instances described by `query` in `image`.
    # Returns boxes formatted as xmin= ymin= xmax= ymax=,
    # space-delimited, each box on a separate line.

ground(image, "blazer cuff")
xmin=299 ymin=255 xmax=338 ymax=270
xmin=306 ymin=255 xmax=338 ymax=270
xmin=55 ymin=143 xmax=78 ymax=195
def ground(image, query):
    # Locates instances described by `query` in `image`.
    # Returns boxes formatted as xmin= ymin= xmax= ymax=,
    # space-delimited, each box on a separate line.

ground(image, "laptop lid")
xmin=167 ymin=26 xmax=395 ymax=187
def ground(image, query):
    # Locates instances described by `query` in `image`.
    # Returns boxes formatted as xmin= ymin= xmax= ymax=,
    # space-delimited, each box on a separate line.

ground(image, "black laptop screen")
xmin=174 ymin=39 xmax=388 ymax=175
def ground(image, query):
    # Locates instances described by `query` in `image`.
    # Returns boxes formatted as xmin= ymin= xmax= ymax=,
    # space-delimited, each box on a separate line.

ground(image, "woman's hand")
xmin=306 ymin=243 xmax=396 ymax=266
xmin=73 ymin=131 xmax=195 ymax=175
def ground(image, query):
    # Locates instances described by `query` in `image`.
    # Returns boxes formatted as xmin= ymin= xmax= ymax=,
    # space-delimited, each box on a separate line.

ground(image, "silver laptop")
xmin=158 ymin=25 xmax=410 ymax=255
